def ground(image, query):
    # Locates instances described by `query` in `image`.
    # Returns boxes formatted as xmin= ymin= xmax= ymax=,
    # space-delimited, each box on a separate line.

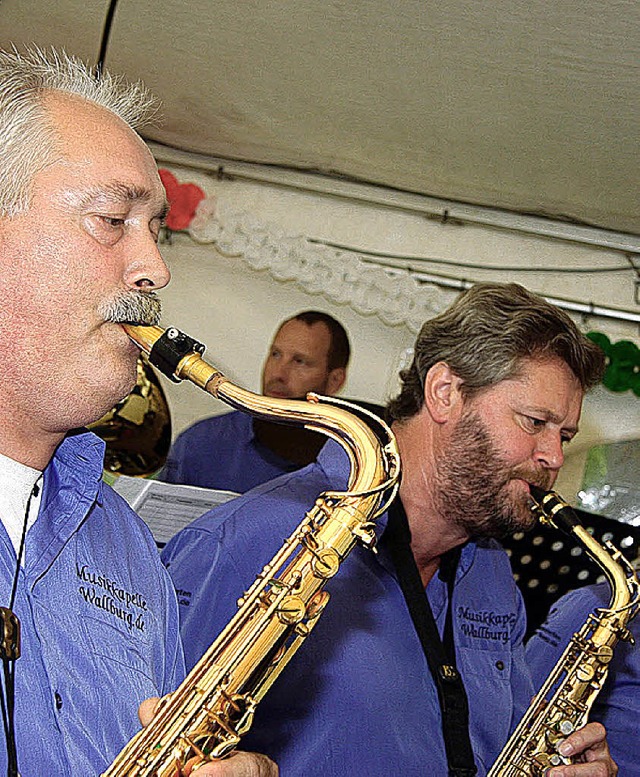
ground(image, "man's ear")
xmin=423 ymin=362 xmax=465 ymax=423
xmin=326 ymin=367 xmax=346 ymax=396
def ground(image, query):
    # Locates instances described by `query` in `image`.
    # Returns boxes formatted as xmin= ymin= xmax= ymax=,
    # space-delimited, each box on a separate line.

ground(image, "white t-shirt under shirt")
xmin=0 ymin=452 xmax=43 ymax=559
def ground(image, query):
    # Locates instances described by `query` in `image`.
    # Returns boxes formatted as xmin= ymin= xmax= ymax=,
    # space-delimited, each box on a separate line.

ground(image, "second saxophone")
xmin=103 ymin=325 xmax=401 ymax=776
xmin=488 ymin=486 xmax=640 ymax=775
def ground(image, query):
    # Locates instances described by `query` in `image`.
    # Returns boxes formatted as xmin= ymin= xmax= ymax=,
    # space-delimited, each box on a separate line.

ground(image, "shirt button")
xmin=495 ymin=660 xmax=505 ymax=671
xmin=54 ymin=692 xmax=63 ymax=711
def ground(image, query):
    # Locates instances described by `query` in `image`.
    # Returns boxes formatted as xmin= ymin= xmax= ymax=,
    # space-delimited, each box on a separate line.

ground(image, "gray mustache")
xmin=99 ymin=291 xmax=162 ymax=326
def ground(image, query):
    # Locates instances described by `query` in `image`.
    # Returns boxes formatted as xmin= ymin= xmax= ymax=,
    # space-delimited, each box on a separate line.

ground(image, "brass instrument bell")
xmin=88 ymin=354 xmax=171 ymax=477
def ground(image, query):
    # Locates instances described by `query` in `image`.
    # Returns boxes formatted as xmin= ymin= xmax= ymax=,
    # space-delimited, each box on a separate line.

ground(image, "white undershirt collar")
xmin=0 ymin=452 xmax=43 ymax=560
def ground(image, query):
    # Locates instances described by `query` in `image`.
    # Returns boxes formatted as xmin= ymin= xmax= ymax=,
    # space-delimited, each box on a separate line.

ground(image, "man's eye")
xmin=100 ymin=216 xmax=126 ymax=227
xmin=150 ymin=220 xmax=164 ymax=243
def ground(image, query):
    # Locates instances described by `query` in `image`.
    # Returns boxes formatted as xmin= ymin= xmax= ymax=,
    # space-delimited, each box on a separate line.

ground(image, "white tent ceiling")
xmin=2 ymin=0 xmax=639 ymax=238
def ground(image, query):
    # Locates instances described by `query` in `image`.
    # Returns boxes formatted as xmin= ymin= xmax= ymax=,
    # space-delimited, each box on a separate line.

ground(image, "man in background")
xmin=163 ymin=282 xmax=617 ymax=776
xmin=0 ymin=46 xmax=275 ymax=776
xmin=160 ymin=310 xmax=350 ymax=491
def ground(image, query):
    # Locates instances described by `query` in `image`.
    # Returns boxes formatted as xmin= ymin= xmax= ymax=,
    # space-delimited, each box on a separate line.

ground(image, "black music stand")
xmin=501 ymin=507 xmax=640 ymax=640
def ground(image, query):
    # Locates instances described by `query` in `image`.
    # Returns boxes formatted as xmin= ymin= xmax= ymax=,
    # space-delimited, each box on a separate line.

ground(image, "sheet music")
xmin=112 ymin=476 xmax=239 ymax=547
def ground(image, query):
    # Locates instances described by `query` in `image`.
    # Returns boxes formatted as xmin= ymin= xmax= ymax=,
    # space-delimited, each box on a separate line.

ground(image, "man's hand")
xmin=138 ymin=697 xmax=162 ymax=727
xmin=183 ymin=751 xmax=278 ymax=776
xmin=547 ymin=722 xmax=617 ymax=776
xmin=138 ymin=698 xmax=278 ymax=776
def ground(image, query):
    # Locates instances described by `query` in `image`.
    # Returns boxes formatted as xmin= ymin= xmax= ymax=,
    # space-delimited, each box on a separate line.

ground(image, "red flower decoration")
xmin=158 ymin=169 xmax=206 ymax=231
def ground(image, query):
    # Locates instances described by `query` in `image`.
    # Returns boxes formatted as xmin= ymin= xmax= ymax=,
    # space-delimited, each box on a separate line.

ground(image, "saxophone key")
xmin=200 ymin=711 xmax=237 ymax=738
xmin=595 ymin=644 xmax=614 ymax=663
xmin=307 ymin=591 xmax=330 ymax=620
xmin=311 ymin=548 xmax=340 ymax=579
xmin=276 ymin=595 xmax=307 ymax=624
xmin=543 ymin=720 xmax=572 ymax=749
xmin=300 ymin=531 xmax=340 ymax=579
xmin=575 ymin=663 xmax=596 ymax=682
xmin=557 ymin=719 xmax=575 ymax=736
xmin=180 ymin=734 xmax=209 ymax=760
xmin=351 ymin=522 xmax=377 ymax=550
xmin=534 ymin=751 xmax=565 ymax=771
xmin=218 ymin=689 xmax=244 ymax=716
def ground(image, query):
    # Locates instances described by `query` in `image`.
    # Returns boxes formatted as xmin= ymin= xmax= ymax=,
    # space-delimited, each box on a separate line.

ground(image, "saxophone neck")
xmin=530 ymin=485 xmax=640 ymax=616
xmin=123 ymin=323 xmax=401 ymax=502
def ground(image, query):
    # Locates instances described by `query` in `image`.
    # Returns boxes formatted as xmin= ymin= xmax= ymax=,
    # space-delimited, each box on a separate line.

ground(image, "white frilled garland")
xmin=186 ymin=200 xmax=452 ymax=334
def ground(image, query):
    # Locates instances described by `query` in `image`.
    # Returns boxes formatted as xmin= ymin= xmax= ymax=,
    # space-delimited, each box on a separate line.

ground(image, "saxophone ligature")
xmin=488 ymin=485 xmax=640 ymax=776
xmin=102 ymin=324 xmax=401 ymax=776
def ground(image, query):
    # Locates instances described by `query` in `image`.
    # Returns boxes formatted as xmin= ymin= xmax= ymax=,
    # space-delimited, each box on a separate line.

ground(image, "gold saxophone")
xmin=103 ymin=324 xmax=401 ymax=776
xmin=488 ymin=485 xmax=640 ymax=776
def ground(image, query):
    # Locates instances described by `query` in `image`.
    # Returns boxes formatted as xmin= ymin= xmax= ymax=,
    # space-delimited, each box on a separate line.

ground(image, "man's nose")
xmin=270 ymin=360 xmax=291 ymax=382
xmin=124 ymin=239 xmax=171 ymax=291
xmin=532 ymin=430 xmax=565 ymax=472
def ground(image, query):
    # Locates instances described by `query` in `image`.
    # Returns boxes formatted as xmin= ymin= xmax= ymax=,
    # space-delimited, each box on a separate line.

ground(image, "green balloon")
xmin=586 ymin=331 xmax=611 ymax=354
xmin=585 ymin=332 xmax=639 ymax=398
xmin=604 ymin=340 xmax=639 ymax=392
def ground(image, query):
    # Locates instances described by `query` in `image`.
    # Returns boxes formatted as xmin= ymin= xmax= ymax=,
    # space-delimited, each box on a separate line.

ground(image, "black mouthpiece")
xmin=529 ymin=485 xmax=581 ymax=534
xmin=148 ymin=327 xmax=205 ymax=383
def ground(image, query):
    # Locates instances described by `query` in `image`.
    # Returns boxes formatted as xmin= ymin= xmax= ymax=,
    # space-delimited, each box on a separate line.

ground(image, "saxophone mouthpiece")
xmin=122 ymin=323 xmax=165 ymax=355
xmin=528 ymin=484 xmax=548 ymax=505
xmin=529 ymin=485 xmax=581 ymax=533
xmin=122 ymin=325 xmax=206 ymax=383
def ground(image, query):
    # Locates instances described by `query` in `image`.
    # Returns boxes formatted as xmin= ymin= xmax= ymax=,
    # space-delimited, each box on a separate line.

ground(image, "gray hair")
xmin=387 ymin=282 xmax=606 ymax=422
xmin=0 ymin=46 xmax=159 ymax=217
xmin=98 ymin=290 xmax=162 ymax=327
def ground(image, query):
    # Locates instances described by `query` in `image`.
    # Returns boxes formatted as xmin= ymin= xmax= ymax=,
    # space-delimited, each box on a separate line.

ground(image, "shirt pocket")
xmin=79 ymin=613 xmax=160 ymax=756
xmin=81 ymin=612 xmax=158 ymax=685
xmin=457 ymin=645 xmax=513 ymax=773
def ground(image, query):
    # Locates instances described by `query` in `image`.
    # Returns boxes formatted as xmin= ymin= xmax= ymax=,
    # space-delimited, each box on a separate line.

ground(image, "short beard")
xmin=99 ymin=290 xmax=162 ymax=326
xmin=434 ymin=409 xmax=553 ymax=539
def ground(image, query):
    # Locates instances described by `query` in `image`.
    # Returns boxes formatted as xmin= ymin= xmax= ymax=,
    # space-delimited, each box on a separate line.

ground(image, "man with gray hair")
xmin=0 ymin=46 xmax=276 ymax=776
xmin=163 ymin=282 xmax=618 ymax=776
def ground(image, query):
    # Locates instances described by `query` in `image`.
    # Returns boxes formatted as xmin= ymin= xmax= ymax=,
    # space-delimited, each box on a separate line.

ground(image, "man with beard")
xmin=162 ymin=282 xmax=616 ymax=776
xmin=0 ymin=47 xmax=276 ymax=777
xmin=160 ymin=311 xmax=350 ymax=491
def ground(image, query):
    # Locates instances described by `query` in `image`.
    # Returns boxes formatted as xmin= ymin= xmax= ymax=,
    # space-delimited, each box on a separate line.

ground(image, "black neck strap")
xmin=0 ymin=480 xmax=38 ymax=777
xmin=384 ymin=499 xmax=477 ymax=777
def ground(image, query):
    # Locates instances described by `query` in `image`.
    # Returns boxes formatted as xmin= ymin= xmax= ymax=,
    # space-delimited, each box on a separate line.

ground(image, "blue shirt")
xmin=526 ymin=583 xmax=640 ymax=773
xmin=162 ymin=442 xmax=533 ymax=776
xmin=0 ymin=431 xmax=185 ymax=777
xmin=160 ymin=411 xmax=298 ymax=492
